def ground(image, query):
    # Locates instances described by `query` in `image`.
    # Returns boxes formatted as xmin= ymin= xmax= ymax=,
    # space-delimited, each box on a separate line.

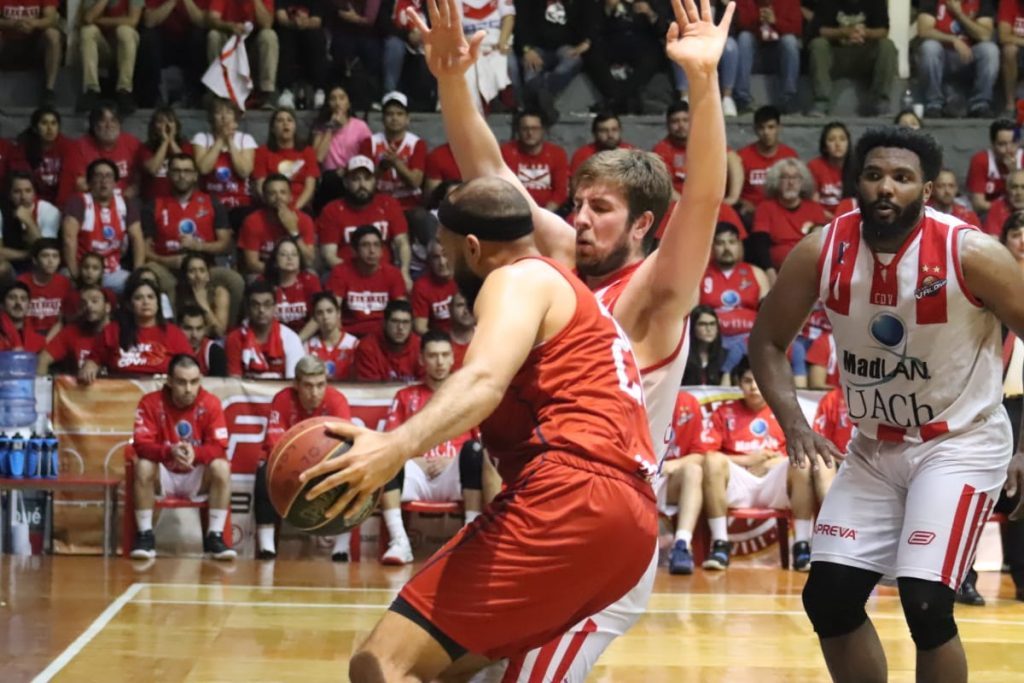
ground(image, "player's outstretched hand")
xmin=405 ymin=0 xmax=486 ymax=79
xmin=299 ymin=421 xmax=407 ymax=520
xmin=1005 ymin=451 xmax=1024 ymax=521
xmin=786 ymin=424 xmax=843 ymax=471
xmin=665 ymin=0 xmax=735 ymax=72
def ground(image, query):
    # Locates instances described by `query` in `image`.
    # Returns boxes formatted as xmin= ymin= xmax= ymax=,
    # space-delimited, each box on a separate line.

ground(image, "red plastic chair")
xmin=121 ymin=444 xmax=233 ymax=557
xmin=377 ymin=500 xmax=464 ymax=559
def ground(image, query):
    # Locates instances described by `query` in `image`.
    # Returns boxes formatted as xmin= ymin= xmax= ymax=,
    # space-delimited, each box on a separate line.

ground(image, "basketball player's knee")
xmin=459 ymin=440 xmax=483 ymax=490
xmin=703 ymin=452 xmax=728 ymax=480
xmin=135 ymin=458 xmax=156 ymax=485
xmin=384 ymin=466 xmax=405 ymax=493
xmin=209 ymin=458 xmax=231 ymax=482
xmin=898 ymin=578 xmax=958 ymax=650
xmin=682 ymin=459 xmax=703 ymax=484
xmin=802 ymin=562 xmax=875 ymax=638
xmin=348 ymin=649 xmax=389 ymax=683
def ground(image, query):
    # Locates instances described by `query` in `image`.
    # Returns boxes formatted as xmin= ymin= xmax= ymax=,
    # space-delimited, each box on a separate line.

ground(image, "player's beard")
xmin=576 ymin=229 xmax=632 ymax=279
xmin=453 ymin=258 xmax=485 ymax=311
xmin=859 ymin=194 xmax=925 ymax=243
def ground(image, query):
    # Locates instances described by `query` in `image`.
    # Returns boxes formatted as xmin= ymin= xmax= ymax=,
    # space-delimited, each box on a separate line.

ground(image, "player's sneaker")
xmin=256 ymin=548 xmax=277 ymax=560
xmin=204 ymin=532 xmax=237 ymax=561
xmin=381 ymin=538 xmax=413 ymax=565
xmin=702 ymin=540 xmax=731 ymax=570
xmin=792 ymin=541 xmax=812 ymax=572
xmin=955 ymin=579 xmax=985 ymax=606
xmin=668 ymin=539 xmax=694 ymax=575
xmin=332 ymin=552 xmax=349 ymax=563
xmin=130 ymin=530 xmax=156 ymax=560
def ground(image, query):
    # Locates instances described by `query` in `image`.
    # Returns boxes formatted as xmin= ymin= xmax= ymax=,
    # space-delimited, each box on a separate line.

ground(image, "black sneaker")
xmin=256 ymin=548 xmax=277 ymax=560
xmin=115 ymin=90 xmax=137 ymax=117
xmin=204 ymin=532 xmax=237 ymax=561
xmin=130 ymin=529 xmax=156 ymax=559
xmin=955 ymin=579 xmax=985 ymax=606
xmin=792 ymin=541 xmax=812 ymax=572
xmin=702 ymin=540 xmax=731 ymax=570
xmin=332 ymin=551 xmax=349 ymax=563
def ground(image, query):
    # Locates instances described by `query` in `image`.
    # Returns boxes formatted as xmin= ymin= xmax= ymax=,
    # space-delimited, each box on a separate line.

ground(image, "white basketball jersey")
xmin=595 ymin=263 xmax=691 ymax=464
xmin=817 ymin=207 xmax=1002 ymax=443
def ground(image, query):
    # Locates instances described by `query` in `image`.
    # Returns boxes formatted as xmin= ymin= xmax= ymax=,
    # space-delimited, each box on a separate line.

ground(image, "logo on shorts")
xmin=749 ymin=418 xmax=768 ymax=437
xmin=179 ymin=219 xmax=197 ymax=236
xmin=907 ymin=530 xmax=936 ymax=546
xmin=176 ymin=420 xmax=193 ymax=439
xmin=720 ymin=290 xmax=740 ymax=308
xmin=815 ymin=523 xmax=858 ymax=540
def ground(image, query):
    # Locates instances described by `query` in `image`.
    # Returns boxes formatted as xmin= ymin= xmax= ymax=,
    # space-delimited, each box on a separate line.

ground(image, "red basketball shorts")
xmin=397 ymin=450 xmax=658 ymax=661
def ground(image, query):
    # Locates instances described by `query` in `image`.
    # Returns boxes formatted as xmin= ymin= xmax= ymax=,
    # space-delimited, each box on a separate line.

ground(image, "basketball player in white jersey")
xmin=749 ymin=126 xmax=1024 ymax=683
xmin=406 ymin=0 xmax=734 ymax=679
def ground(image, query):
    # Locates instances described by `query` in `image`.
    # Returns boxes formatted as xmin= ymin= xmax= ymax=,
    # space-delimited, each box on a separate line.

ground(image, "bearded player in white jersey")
xmin=749 ymin=126 xmax=1024 ymax=683
xmin=405 ymin=0 xmax=733 ymax=679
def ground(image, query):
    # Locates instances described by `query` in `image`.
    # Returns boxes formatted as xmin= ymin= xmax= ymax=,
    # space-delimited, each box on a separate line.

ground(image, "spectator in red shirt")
xmin=62 ymin=158 xmax=146 ymax=294
xmin=999 ymin=0 xmax=1024 ymax=114
xmin=17 ymin=238 xmax=70 ymax=337
xmin=274 ymin=0 xmax=329 ymax=109
xmin=264 ymin=236 xmax=320 ymax=338
xmin=37 ymin=283 xmax=110 ymax=376
xmin=984 ymin=167 xmax=1024 ymax=236
xmin=0 ymin=0 xmax=61 ymax=106
xmin=135 ymin=0 xmax=207 ymax=108
xmin=225 ymin=280 xmax=305 ymax=378
xmin=0 ymin=171 xmax=61 ymax=280
xmin=77 ymin=0 xmax=143 ymax=115
xmin=807 ymin=121 xmax=851 ymax=215
xmin=317 ymin=154 xmax=412 ymax=287
xmin=965 ymin=119 xmax=1021 ymax=213
xmin=423 ymin=142 xmax=461 ymax=199
xmin=65 ymin=105 xmax=143 ymax=201
xmin=500 ymin=109 xmax=569 ymax=212
xmin=448 ymin=290 xmax=473 ymax=370
xmin=663 ymin=390 xmax=718 ymax=575
xmin=254 ymin=108 xmax=319 ymax=212
xmin=254 ymin=354 xmax=352 ymax=559
xmin=917 ymin=0 xmax=999 ymax=119
xmin=325 ymin=224 xmax=407 ymax=337
xmin=129 ymin=354 xmax=235 ymax=561
xmin=570 ymin=112 xmax=632 ymax=178
xmin=238 ymin=173 xmax=316 ymax=275
xmin=0 ymin=281 xmax=44 ymax=351
xmin=652 ymin=102 xmax=690 ymax=199
xmin=175 ymin=253 xmax=232 ymax=337
xmin=139 ymin=108 xmax=194 ymax=201
xmin=806 ymin=330 xmax=837 ymax=389
xmin=11 ymin=108 xmax=77 ymax=205
xmin=142 ymin=153 xmax=242 ymax=323
xmin=378 ymin=330 xmax=484 ymax=565
xmin=813 ymin=386 xmax=853 ymax=452
xmin=178 ymin=303 xmax=227 ymax=377
xmin=304 ymin=291 xmax=359 ymax=380
xmin=360 ymin=91 xmax=427 ymax=211
xmin=80 ymin=278 xmax=193 ymax=382
xmin=62 ymin=252 xmax=117 ymax=322
xmin=312 ymin=85 xmax=373 ymax=173
xmin=701 ymin=359 xmax=829 ymax=571
xmin=192 ymin=98 xmax=258 ymax=226
xmin=412 ymin=240 xmax=456 ymax=335
xmin=734 ymin=0 xmax=801 ymax=113
xmin=352 ymin=298 xmax=421 ymax=381
xmin=751 ymin=157 xmax=828 ymax=273
xmin=930 ymin=168 xmax=983 ymax=228
xmin=206 ymin=0 xmax=278 ymax=107
xmin=736 ymin=105 xmax=799 ymax=222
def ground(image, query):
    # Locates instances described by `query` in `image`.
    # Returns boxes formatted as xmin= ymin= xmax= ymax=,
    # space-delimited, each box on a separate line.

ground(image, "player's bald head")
xmin=439 ymin=177 xmax=534 ymax=243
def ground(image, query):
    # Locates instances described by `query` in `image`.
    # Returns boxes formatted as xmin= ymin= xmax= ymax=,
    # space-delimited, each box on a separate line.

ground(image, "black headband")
xmin=437 ymin=197 xmax=533 ymax=242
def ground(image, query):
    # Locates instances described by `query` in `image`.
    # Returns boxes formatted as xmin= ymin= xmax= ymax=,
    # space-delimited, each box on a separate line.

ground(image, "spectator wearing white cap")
xmin=358 ymin=91 xmax=427 ymax=213
xmin=317 ymin=154 xmax=412 ymax=289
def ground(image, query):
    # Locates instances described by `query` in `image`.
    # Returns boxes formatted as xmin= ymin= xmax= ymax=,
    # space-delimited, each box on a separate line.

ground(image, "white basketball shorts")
xmin=158 ymin=463 xmax=207 ymax=501
xmin=726 ymin=458 xmax=791 ymax=509
xmin=401 ymin=459 xmax=463 ymax=503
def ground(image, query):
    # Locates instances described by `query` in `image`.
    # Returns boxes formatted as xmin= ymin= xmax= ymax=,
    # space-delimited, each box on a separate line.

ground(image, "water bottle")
xmin=0 ymin=432 xmax=8 ymax=477
xmin=44 ymin=432 xmax=59 ymax=479
xmin=26 ymin=432 xmax=43 ymax=479
xmin=8 ymin=433 xmax=25 ymax=478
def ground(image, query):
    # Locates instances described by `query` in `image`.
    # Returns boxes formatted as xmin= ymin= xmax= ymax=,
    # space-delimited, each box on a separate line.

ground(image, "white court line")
xmin=32 ymin=583 xmax=145 ymax=683
xmin=140 ymin=582 xmax=398 ymax=593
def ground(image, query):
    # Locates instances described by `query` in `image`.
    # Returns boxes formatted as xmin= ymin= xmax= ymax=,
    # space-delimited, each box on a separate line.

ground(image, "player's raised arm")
xmin=406 ymin=0 xmax=576 ymax=266
xmin=300 ymin=260 xmax=555 ymax=517
xmin=634 ymin=0 xmax=734 ymax=312
xmin=960 ymin=230 xmax=1024 ymax=517
xmin=748 ymin=232 xmax=842 ymax=469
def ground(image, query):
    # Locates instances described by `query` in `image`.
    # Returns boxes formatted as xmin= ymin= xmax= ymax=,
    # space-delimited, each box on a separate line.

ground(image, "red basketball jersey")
xmin=709 ymin=400 xmax=786 ymax=455
xmin=305 ymin=332 xmax=359 ymax=380
xmin=150 ymin=192 xmax=219 ymax=256
xmin=699 ymin=262 xmax=761 ymax=336
xmin=479 ymin=257 xmax=656 ymax=483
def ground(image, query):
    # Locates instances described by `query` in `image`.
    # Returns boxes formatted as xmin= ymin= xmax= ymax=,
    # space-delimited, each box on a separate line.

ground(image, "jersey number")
xmin=611 ymin=337 xmax=644 ymax=405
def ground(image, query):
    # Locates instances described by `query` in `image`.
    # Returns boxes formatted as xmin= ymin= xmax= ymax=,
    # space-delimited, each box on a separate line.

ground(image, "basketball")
xmin=266 ymin=416 xmax=380 ymax=536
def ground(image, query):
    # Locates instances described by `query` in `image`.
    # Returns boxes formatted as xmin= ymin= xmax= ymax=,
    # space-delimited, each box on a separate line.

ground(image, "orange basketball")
xmin=266 ymin=416 xmax=380 ymax=535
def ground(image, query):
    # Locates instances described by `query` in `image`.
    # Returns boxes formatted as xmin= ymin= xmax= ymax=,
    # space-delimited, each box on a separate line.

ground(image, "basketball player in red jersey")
xmin=750 ymin=127 xmax=1024 ymax=683
xmin=402 ymin=0 xmax=734 ymax=678
xmin=301 ymin=175 xmax=658 ymax=682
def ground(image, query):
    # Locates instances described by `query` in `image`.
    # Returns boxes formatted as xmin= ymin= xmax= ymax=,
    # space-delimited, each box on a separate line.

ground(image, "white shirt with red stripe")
xmin=817 ymin=207 xmax=1002 ymax=443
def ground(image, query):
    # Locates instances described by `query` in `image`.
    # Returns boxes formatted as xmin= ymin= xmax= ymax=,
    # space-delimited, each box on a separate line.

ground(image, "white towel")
xmin=202 ymin=23 xmax=254 ymax=111
xmin=466 ymin=47 xmax=510 ymax=108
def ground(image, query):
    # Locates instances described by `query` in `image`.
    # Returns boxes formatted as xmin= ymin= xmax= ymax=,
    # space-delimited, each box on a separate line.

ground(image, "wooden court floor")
xmin=3 ymin=556 xmax=1024 ymax=682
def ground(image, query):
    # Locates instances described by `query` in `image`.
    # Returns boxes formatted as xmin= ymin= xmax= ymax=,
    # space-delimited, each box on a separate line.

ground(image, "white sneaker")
xmin=277 ymin=89 xmax=296 ymax=109
xmin=313 ymin=89 xmax=325 ymax=109
xmin=381 ymin=537 xmax=413 ymax=565
xmin=722 ymin=95 xmax=738 ymax=117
